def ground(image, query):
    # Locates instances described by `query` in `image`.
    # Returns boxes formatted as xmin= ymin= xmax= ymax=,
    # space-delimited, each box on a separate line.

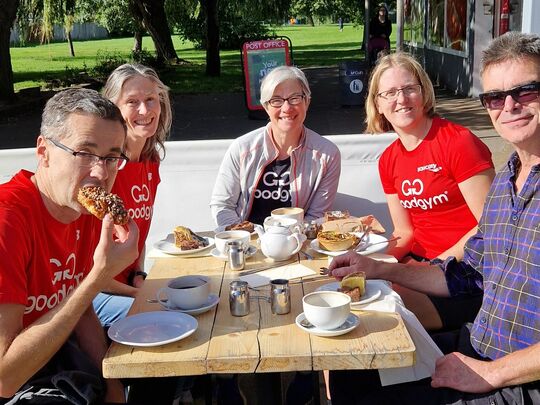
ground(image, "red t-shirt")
xmin=0 ymin=170 xmax=99 ymax=327
xmin=378 ymin=117 xmax=494 ymax=259
xmin=111 ymin=160 xmax=160 ymax=284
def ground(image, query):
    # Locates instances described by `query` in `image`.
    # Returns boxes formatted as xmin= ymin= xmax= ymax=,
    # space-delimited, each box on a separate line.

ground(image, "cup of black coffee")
xmin=156 ymin=275 xmax=210 ymax=309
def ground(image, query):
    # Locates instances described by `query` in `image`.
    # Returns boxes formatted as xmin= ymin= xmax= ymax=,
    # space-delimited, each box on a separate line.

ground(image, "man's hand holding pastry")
xmin=92 ymin=214 xmax=139 ymax=285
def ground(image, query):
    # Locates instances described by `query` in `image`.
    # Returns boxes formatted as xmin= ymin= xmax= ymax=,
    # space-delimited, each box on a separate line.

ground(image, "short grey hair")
xmin=41 ymin=88 xmax=125 ymax=141
xmin=481 ymin=31 xmax=540 ymax=74
xmin=260 ymin=66 xmax=312 ymax=105
xmin=102 ymin=63 xmax=172 ymax=162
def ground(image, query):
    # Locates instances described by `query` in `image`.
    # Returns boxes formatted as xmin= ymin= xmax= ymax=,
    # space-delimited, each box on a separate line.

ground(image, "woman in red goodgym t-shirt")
xmin=364 ymin=52 xmax=495 ymax=331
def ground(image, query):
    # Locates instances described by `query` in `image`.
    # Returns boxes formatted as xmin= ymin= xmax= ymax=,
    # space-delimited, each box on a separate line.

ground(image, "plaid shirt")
xmin=440 ymin=152 xmax=540 ymax=360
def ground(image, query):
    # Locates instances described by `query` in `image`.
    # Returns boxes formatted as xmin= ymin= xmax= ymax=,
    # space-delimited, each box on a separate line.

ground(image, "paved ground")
xmin=0 ymin=66 xmax=511 ymax=168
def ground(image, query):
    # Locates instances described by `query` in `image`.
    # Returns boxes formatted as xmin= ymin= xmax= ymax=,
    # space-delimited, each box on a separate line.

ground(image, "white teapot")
xmin=255 ymin=217 xmax=307 ymax=261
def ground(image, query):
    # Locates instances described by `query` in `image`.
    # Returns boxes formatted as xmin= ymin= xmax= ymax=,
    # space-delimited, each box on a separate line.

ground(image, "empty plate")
xmin=108 ymin=311 xmax=198 ymax=347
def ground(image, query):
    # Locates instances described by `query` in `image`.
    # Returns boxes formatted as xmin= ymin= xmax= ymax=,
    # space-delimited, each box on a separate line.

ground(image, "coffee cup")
xmin=302 ymin=291 xmax=351 ymax=330
xmin=263 ymin=216 xmax=300 ymax=232
xmin=156 ymin=275 xmax=210 ymax=310
xmin=271 ymin=207 xmax=304 ymax=225
xmin=214 ymin=230 xmax=250 ymax=255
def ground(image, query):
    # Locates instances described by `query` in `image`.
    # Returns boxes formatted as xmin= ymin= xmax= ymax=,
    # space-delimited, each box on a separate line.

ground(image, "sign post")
xmin=241 ymin=38 xmax=292 ymax=113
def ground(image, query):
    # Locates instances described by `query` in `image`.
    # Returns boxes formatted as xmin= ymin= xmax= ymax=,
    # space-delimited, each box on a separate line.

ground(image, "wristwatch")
xmin=128 ymin=270 xmax=147 ymax=285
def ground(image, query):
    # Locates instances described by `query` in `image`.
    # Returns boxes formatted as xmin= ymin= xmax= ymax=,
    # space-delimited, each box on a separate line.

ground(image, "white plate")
xmin=316 ymin=281 xmax=382 ymax=307
xmin=108 ymin=311 xmax=198 ymax=347
xmin=210 ymin=245 xmax=258 ymax=261
xmin=159 ymin=294 xmax=220 ymax=315
xmin=310 ymin=233 xmax=388 ymax=256
xmin=154 ymin=234 xmax=214 ymax=256
xmin=295 ymin=313 xmax=359 ymax=337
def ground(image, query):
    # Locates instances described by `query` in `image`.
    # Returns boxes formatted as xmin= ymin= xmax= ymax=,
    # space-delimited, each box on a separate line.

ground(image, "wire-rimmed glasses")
xmin=46 ymin=137 xmax=128 ymax=170
xmin=377 ymin=84 xmax=422 ymax=101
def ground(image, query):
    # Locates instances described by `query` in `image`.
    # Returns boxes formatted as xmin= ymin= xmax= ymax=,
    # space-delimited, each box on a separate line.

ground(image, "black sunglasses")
xmin=479 ymin=81 xmax=540 ymax=109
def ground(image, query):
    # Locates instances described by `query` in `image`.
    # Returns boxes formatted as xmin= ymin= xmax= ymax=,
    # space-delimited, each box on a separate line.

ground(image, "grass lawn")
xmin=10 ymin=23 xmax=392 ymax=94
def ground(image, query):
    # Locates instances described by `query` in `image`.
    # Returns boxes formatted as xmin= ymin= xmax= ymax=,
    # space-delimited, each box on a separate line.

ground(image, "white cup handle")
xmin=156 ymin=288 xmax=169 ymax=307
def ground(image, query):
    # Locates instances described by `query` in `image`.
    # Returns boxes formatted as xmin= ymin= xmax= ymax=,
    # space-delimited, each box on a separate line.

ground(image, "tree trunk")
xmin=307 ymin=15 xmax=314 ymax=27
xmin=67 ymin=31 xmax=75 ymax=57
xmin=201 ymin=0 xmax=220 ymax=77
xmin=0 ymin=0 xmax=19 ymax=103
xmin=133 ymin=29 xmax=143 ymax=53
xmin=133 ymin=0 xmax=178 ymax=63
xmin=129 ymin=0 xmax=144 ymax=53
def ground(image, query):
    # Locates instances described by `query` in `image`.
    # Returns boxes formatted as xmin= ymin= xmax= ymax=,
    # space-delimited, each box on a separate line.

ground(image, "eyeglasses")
xmin=377 ymin=84 xmax=422 ymax=101
xmin=479 ymin=81 xmax=540 ymax=109
xmin=46 ymin=138 xmax=128 ymax=170
xmin=267 ymin=94 xmax=306 ymax=108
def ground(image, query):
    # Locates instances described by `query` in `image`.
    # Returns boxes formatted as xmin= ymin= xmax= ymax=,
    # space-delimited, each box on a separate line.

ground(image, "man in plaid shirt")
xmin=326 ymin=32 xmax=540 ymax=404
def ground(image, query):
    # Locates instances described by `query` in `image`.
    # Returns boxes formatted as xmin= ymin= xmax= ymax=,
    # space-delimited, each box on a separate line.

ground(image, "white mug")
xmin=214 ymin=230 xmax=250 ymax=255
xmin=271 ymin=207 xmax=304 ymax=226
xmin=156 ymin=275 xmax=210 ymax=310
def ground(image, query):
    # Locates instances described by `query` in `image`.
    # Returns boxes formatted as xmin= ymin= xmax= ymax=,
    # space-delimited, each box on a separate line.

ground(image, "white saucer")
xmin=210 ymin=245 xmax=258 ymax=261
xmin=310 ymin=233 xmax=388 ymax=257
xmin=108 ymin=311 xmax=198 ymax=347
xmin=316 ymin=281 xmax=382 ymax=307
xmin=295 ymin=313 xmax=359 ymax=337
xmin=159 ymin=294 xmax=220 ymax=315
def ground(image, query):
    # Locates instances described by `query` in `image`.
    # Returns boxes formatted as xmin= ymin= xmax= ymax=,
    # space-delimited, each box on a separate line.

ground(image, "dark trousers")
xmin=329 ymin=325 xmax=540 ymax=405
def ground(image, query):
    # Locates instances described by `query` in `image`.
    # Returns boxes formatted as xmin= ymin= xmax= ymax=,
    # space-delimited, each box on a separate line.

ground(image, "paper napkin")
xmin=239 ymin=263 xmax=317 ymax=288
xmin=355 ymin=280 xmax=443 ymax=386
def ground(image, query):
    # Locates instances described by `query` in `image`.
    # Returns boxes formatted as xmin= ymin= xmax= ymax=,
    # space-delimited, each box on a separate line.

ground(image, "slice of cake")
xmin=338 ymin=272 xmax=366 ymax=302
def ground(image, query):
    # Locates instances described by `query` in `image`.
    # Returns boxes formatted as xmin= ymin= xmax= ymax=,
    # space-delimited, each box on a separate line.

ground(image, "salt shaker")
xmin=229 ymin=280 xmax=250 ymax=316
xmin=270 ymin=279 xmax=291 ymax=315
xmin=227 ymin=241 xmax=245 ymax=271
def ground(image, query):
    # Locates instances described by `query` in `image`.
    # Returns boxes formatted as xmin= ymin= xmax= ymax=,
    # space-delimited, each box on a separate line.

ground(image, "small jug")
xmin=229 ymin=280 xmax=250 ymax=316
xmin=270 ymin=279 xmax=290 ymax=315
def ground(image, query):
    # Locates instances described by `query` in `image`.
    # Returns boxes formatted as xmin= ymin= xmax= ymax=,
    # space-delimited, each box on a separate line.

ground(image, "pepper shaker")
xmin=227 ymin=241 xmax=245 ymax=271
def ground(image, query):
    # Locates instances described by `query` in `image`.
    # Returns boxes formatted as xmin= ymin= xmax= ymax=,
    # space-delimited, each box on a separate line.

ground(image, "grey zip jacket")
xmin=210 ymin=123 xmax=341 ymax=229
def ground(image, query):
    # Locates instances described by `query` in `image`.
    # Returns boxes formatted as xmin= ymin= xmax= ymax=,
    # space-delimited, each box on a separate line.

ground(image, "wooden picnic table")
xmin=102 ymin=240 xmax=415 ymax=379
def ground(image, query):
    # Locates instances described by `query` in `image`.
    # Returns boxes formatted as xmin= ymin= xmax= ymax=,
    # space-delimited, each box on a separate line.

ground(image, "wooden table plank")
xmin=257 ymin=280 xmax=312 ymax=373
xmin=206 ymin=249 xmax=297 ymax=374
xmin=103 ymin=256 xmax=224 ymax=378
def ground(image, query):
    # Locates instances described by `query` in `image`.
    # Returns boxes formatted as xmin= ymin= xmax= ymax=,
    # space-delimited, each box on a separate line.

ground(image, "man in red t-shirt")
xmin=0 ymin=89 xmax=139 ymax=403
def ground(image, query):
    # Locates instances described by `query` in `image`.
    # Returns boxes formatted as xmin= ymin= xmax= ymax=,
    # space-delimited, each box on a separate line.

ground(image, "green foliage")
xmin=89 ymin=50 xmax=127 ymax=80
xmin=167 ymin=0 xmax=283 ymax=50
xmin=76 ymin=0 xmax=135 ymax=36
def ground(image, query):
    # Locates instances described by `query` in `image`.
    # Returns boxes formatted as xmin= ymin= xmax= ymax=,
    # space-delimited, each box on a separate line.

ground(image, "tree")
xmin=0 ymin=0 xmax=20 ymax=102
xmin=200 ymin=0 xmax=220 ymax=76
xmin=131 ymin=0 xmax=178 ymax=62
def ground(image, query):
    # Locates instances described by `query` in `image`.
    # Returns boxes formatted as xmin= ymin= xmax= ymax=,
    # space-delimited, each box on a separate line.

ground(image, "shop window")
xmin=403 ymin=0 xmax=425 ymax=45
xmin=428 ymin=0 xmax=467 ymax=51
